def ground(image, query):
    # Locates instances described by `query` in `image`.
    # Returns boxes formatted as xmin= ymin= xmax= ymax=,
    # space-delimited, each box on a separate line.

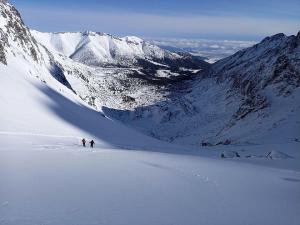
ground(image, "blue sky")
xmin=10 ymin=0 xmax=300 ymax=40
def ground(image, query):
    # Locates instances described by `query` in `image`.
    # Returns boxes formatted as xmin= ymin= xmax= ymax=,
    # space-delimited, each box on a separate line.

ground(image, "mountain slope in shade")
xmin=211 ymin=32 xmax=300 ymax=111
xmin=105 ymin=32 xmax=300 ymax=146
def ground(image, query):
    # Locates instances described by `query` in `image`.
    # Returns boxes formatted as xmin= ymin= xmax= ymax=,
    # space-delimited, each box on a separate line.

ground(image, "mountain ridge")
xmin=31 ymin=30 xmax=210 ymax=70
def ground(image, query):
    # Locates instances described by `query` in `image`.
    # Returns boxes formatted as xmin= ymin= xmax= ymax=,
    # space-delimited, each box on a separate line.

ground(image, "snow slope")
xmin=1 ymin=1 xmax=300 ymax=225
xmin=1 ymin=140 xmax=300 ymax=225
xmin=0 ymin=0 xmax=175 ymax=151
xmin=0 ymin=53 xmax=166 ymax=151
xmin=1 ymin=58 xmax=300 ymax=225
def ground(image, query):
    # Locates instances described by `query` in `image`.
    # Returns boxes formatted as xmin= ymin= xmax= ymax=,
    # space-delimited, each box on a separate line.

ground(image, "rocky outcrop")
xmin=0 ymin=29 xmax=8 ymax=64
xmin=0 ymin=0 xmax=41 ymax=63
xmin=0 ymin=0 xmax=73 ymax=90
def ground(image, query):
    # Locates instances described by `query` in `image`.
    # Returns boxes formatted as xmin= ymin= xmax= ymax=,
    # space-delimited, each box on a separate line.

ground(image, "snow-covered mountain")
xmin=211 ymin=32 xmax=300 ymax=119
xmin=30 ymin=29 xmax=210 ymax=113
xmin=32 ymin=31 xmax=168 ymax=66
xmin=32 ymin=30 xmax=209 ymax=69
xmin=0 ymin=0 xmax=40 ymax=64
xmin=0 ymin=0 xmax=166 ymax=148
xmin=1 ymin=0 xmax=299 ymax=148
xmin=103 ymin=32 xmax=300 ymax=146
xmin=0 ymin=0 xmax=75 ymax=90
xmin=31 ymin=27 xmax=300 ymax=147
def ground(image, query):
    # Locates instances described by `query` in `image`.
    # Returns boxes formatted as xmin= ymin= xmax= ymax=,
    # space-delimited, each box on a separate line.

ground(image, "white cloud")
xmin=148 ymin=38 xmax=257 ymax=63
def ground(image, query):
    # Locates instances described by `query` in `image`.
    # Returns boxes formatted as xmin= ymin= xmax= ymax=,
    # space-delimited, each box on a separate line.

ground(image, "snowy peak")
xmin=32 ymin=31 xmax=158 ymax=66
xmin=260 ymin=33 xmax=286 ymax=45
xmin=31 ymin=31 xmax=83 ymax=57
xmin=32 ymin=31 xmax=178 ymax=67
xmin=123 ymin=36 xmax=144 ymax=44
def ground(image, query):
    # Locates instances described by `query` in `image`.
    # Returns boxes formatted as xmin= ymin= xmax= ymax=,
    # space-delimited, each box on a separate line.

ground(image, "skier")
xmin=82 ymin=138 xmax=86 ymax=147
xmin=90 ymin=140 xmax=95 ymax=148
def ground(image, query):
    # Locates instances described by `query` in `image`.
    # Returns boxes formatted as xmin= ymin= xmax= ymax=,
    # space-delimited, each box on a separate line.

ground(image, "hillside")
xmin=31 ymin=28 xmax=300 ymax=148
xmin=1 ymin=1 xmax=300 ymax=225
xmin=104 ymin=32 xmax=300 ymax=146
xmin=0 ymin=0 xmax=169 ymax=150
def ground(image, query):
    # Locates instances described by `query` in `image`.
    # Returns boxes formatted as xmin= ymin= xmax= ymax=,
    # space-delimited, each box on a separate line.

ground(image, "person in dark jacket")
xmin=82 ymin=138 xmax=86 ymax=147
xmin=90 ymin=140 xmax=95 ymax=148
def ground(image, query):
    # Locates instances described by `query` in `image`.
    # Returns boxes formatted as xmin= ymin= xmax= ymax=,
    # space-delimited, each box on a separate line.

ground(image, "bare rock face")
xmin=0 ymin=0 xmax=41 ymax=63
xmin=0 ymin=29 xmax=8 ymax=64
xmin=0 ymin=0 xmax=74 ymax=90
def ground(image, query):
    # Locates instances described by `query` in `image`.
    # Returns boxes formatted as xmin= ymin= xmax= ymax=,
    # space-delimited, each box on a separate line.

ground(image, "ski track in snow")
xmin=140 ymin=159 xmax=225 ymax=202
